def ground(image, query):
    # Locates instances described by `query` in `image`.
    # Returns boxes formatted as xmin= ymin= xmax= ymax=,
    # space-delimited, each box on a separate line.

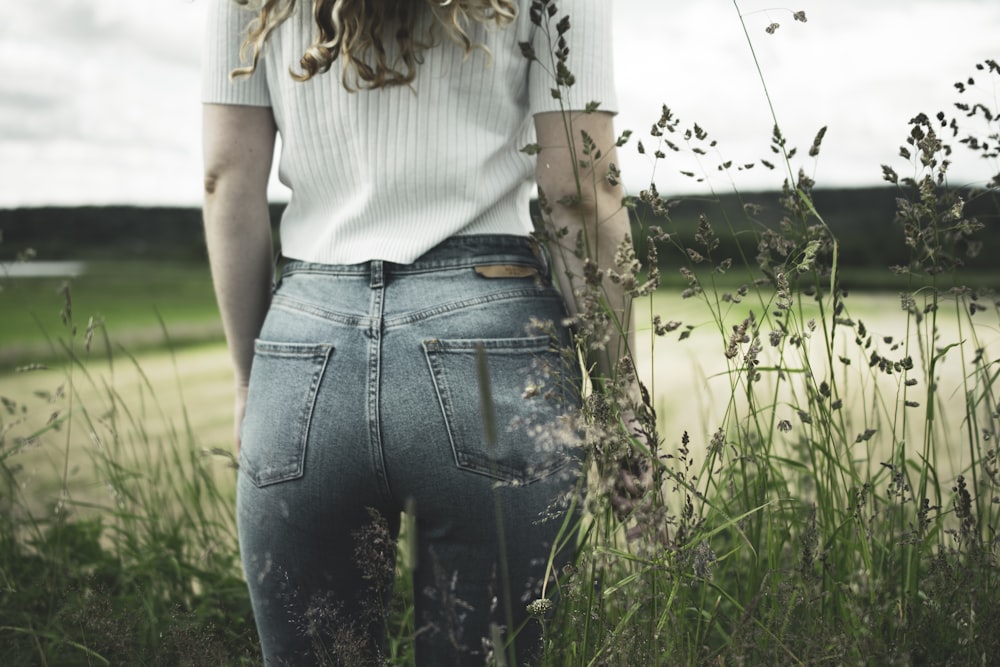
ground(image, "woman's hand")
xmin=234 ymin=383 xmax=249 ymax=452
xmin=610 ymin=380 xmax=660 ymax=519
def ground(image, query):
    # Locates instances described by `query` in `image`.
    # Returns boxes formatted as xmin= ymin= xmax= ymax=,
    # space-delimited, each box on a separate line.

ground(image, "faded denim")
xmin=237 ymin=235 xmax=582 ymax=666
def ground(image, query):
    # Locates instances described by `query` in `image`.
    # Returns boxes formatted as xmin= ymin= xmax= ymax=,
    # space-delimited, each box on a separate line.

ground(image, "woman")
xmin=202 ymin=0 xmax=633 ymax=663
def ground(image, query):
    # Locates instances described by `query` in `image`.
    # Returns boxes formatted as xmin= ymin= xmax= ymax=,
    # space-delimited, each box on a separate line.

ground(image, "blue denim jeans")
xmin=237 ymin=235 xmax=582 ymax=666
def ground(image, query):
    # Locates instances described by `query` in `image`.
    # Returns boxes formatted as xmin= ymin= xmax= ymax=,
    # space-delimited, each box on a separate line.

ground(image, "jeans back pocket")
xmin=240 ymin=341 xmax=334 ymax=487
xmin=423 ymin=336 xmax=579 ymax=484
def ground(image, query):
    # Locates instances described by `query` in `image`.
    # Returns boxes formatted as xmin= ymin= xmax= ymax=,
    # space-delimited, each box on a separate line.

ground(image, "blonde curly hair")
xmin=231 ymin=0 xmax=518 ymax=90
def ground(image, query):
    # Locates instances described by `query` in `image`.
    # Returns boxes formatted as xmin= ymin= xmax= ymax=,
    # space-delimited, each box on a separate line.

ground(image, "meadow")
xmin=2 ymin=2 xmax=999 ymax=665
xmin=1 ymin=265 xmax=997 ymax=664
xmin=0 ymin=261 xmax=221 ymax=369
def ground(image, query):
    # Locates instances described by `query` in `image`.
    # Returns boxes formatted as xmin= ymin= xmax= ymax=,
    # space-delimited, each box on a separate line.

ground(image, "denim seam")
xmin=282 ymin=260 xmax=542 ymax=282
xmin=421 ymin=342 xmax=571 ymax=485
xmin=386 ymin=259 xmax=539 ymax=275
xmin=385 ymin=288 xmax=561 ymax=329
xmin=271 ymin=296 xmax=372 ymax=328
xmin=421 ymin=336 xmax=553 ymax=352
xmin=280 ymin=237 xmax=539 ymax=277
xmin=240 ymin=344 xmax=334 ymax=487
xmin=366 ymin=279 xmax=394 ymax=502
xmin=271 ymin=289 xmax=555 ymax=329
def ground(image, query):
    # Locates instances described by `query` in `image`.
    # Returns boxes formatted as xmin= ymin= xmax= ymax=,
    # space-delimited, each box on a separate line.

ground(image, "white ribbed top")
xmin=202 ymin=0 xmax=618 ymax=264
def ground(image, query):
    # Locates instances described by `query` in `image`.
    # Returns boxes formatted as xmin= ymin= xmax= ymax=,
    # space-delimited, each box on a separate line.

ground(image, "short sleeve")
xmin=527 ymin=0 xmax=618 ymax=115
xmin=202 ymin=0 xmax=271 ymax=106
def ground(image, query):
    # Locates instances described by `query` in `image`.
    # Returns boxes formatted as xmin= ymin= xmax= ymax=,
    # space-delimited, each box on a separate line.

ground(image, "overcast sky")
xmin=0 ymin=0 xmax=997 ymax=208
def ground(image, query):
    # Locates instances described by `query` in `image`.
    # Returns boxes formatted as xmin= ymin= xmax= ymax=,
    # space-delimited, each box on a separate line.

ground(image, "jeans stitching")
xmin=422 ymin=339 xmax=572 ymax=484
xmin=367 ymin=279 xmax=394 ymax=502
xmin=240 ymin=343 xmax=334 ymax=487
xmin=385 ymin=288 xmax=561 ymax=329
xmin=270 ymin=294 xmax=372 ymax=328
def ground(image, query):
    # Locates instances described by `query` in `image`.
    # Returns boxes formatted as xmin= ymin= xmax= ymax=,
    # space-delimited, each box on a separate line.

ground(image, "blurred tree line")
xmin=623 ymin=187 xmax=999 ymax=285
xmin=0 ymin=204 xmax=286 ymax=262
xmin=1 ymin=188 xmax=997 ymax=287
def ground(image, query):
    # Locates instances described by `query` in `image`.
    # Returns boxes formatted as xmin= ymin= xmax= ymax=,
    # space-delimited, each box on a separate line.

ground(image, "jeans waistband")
xmin=279 ymin=235 xmax=550 ymax=282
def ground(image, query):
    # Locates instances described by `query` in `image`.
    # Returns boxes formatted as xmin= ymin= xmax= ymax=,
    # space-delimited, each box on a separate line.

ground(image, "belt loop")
xmin=271 ymin=252 xmax=283 ymax=293
xmin=531 ymin=238 xmax=553 ymax=282
xmin=370 ymin=260 xmax=384 ymax=289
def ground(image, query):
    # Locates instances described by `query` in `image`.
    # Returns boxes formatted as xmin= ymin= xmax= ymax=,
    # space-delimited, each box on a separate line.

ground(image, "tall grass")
xmin=0 ymin=299 xmax=257 ymax=665
xmin=528 ymin=3 xmax=999 ymax=664
xmin=1 ymin=1 xmax=998 ymax=664
xmin=0 ymin=260 xmax=221 ymax=369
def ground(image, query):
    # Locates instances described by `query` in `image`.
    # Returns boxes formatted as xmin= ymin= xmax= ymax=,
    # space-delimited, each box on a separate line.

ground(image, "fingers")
xmin=610 ymin=454 xmax=652 ymax=520
xmin=234 ymin=385 xmax=248 ymax=453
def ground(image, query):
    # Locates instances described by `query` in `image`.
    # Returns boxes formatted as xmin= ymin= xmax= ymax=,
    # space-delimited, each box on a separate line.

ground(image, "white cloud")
xmin=613 ymin=0 xmax=1000 ymax=195
xmin=0 ymin=0 xmax=997 ymax=207
xmin=0 ymin=0 xmax=206 ymax=207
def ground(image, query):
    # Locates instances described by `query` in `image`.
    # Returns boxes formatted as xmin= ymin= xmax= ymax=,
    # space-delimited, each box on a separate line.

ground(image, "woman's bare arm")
xmin=202 ymin=103 xmax=277 ymax=446
xmin=535 ymin=110 xmax=656 ymax=518
xmin=533 ymin=110 xmax=635 ymax=383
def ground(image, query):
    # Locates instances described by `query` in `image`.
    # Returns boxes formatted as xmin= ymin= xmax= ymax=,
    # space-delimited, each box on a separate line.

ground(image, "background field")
xmin=0 ymin=261 xmax=220 ymax=368
xmin=3 ymin=276 xmax=996 ymax=512
xmin=1 ymin=195 xmax=998 ymax=663
xmin=2 ymin=191 xmax=997 ymax=509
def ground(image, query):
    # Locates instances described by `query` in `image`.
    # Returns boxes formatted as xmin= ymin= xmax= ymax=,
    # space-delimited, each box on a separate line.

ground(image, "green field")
xmin=6 ymin=258 xmax=992 ymax=370
xmin=2 ymin=282 xmax=997 ymax=664
xmin=0 ymin=261 xmax=222 ymax=369
xmin=2 ymin=250 xmax=998 ymax=664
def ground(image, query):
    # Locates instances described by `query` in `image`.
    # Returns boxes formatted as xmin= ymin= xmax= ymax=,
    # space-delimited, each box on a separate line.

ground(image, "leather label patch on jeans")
xmin=474 ymin=264 xmax=539 ymax=279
